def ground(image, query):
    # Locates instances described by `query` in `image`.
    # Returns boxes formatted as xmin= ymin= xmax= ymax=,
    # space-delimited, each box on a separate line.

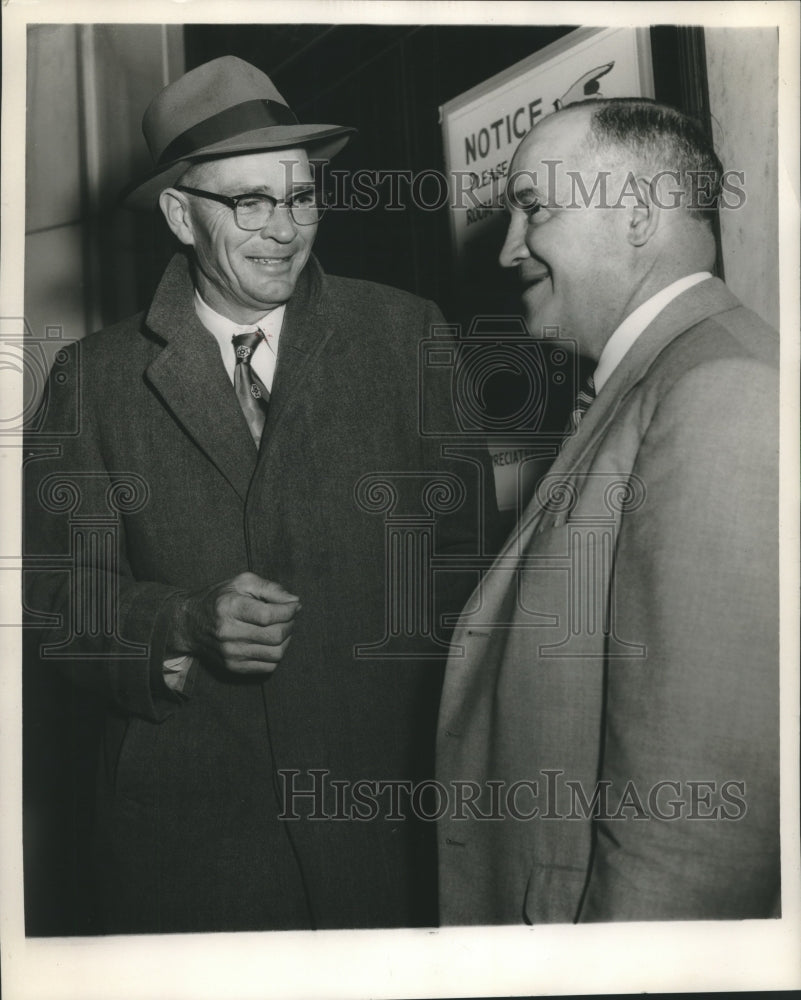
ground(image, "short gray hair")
xmin=571 ymin=97 xmax=723 ymax=222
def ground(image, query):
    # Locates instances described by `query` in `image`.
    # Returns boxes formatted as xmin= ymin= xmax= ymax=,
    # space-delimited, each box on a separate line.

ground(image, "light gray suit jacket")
xmin=437 ymin=277 xmax=780 ymax=924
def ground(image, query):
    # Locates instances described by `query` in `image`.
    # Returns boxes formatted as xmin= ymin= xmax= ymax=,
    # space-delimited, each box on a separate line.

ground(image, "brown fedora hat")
xmin=122 ymin=56 xmax=356 ymax=208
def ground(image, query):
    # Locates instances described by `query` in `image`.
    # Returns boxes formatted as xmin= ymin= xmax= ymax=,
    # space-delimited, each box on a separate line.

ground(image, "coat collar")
xmin=143 ymin=252 xmax=329 ymax=500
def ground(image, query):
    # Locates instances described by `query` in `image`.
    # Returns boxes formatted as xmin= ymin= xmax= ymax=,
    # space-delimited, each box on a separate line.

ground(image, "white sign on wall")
xmin=440 ymin=26 xmax=655 ymax=270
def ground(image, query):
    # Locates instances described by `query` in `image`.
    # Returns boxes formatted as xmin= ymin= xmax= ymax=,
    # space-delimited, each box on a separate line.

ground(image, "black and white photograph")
xmin=1 ymin=1 xmax=799 ymax=998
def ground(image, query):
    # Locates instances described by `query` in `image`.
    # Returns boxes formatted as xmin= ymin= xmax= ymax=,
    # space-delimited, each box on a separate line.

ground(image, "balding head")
xmin=575 ymin=97 xmax=724 ymax=222
xmin=500 ymin=99 xmax=719 ymax=357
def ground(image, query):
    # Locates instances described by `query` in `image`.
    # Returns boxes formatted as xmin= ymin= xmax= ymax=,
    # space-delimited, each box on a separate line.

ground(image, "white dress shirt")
xmin=193 ymin=290 xmax=285 ymax=391
xmin=593 ymin=272 xmax=712 ymax=394
xmin=162 ymin=293 xmax=287 ymax=691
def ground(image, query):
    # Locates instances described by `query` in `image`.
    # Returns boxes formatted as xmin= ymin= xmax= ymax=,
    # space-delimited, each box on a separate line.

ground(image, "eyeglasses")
xmin=175 ymin=185 xmax=325 ymax=229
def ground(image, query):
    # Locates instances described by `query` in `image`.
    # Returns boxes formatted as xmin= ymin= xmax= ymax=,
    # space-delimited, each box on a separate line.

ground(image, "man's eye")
xmin=237 ymin=196 xmax=266 ymax=210
xmin=290 ymin=189 xmax=316 ymax=207
xmin=505 ymin=191 xmax=547 ymax=221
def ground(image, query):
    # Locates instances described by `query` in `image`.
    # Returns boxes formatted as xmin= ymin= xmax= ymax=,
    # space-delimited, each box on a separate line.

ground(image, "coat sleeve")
xmin=24 ymin=341 xmax=188 ymax=722
xmin=577 ymin=355 xmax=780 ymax=921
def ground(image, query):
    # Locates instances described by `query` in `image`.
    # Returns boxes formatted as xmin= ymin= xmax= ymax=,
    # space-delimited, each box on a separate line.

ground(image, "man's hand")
xmin=553 ymin=62 xmax=614 ymax=110
xmin=168 ymin=572 xmax=301 ymax=675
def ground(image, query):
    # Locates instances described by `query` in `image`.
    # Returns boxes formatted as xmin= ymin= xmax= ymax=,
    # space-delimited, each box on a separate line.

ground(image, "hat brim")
xmin=121 ymin=124 xmax=355 ymax=209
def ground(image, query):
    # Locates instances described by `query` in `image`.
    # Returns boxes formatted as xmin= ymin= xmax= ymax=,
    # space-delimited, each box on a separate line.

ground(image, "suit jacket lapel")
xmin=450 ymin=278 xmax=743 ymax=669
xmin=502 ymin=277 xmax=741 ymax=556
xmin=143 ymin=254 xmax=258 ymax=501
xmin=560 ymin=277 xmax=740 ymax=467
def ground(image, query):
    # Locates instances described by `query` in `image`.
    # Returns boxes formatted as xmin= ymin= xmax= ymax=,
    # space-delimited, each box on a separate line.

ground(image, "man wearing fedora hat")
xmin=25 ymin=56 xmax=492 ymax=934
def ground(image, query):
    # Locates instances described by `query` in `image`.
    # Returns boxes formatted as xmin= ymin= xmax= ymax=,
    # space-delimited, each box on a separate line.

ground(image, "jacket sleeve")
xmin=576 ymin=355 xmax=780 ymax=920
xmin=23 ymin=340 xmax=188 ymax=722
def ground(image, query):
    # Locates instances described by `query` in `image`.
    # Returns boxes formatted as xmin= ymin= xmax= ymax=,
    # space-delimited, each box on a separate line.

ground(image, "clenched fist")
xmin=167 ymin=572 xmax=301 ymax=674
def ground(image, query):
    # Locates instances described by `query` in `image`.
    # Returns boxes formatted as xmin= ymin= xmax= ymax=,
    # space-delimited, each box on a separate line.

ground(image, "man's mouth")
xmin=246 ymin=255 xmax=293 ymax=267
xmin=518 ymin=265 xmax=552 ymax=327
xmin=520 ymin=264 xmax=551 ymax=290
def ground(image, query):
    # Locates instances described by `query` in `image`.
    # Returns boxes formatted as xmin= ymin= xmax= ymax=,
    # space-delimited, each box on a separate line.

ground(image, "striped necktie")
xmin=232 ymin=330 xmax=270 ymax=448
xmin=561 ymin=373 xmax=596 ymax=448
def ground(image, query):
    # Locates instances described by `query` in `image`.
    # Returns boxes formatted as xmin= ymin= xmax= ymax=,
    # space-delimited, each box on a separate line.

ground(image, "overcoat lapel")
xmin=260 ymin=255 xmax=332 ymax=445
xmin=143 ymin=254 xmax=258 ymax=501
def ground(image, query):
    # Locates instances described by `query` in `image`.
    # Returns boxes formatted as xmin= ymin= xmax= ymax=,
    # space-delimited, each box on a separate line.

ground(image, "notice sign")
xmin=439 ymin=26 xmax=655 ymax=274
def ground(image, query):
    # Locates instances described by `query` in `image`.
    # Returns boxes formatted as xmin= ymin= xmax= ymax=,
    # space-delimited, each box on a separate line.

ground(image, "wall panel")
xmin=706 ymin=27 xmax=779 ymax=328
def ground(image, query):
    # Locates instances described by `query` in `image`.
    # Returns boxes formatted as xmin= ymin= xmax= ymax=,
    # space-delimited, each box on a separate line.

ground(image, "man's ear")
xmin=625 ymin=174 xmax=661 ymax=248
xmin=159 ymin=189 xmax=195 ymax=246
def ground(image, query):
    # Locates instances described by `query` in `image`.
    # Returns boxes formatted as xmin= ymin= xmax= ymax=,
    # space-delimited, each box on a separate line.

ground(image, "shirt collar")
xmin=193 ymin=290 xmax=285 ymax=354
xmin=593 ymin=272 xmax=712 ymax=394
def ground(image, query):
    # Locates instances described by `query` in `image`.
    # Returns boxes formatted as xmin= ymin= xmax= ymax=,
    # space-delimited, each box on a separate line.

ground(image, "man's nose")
xmin=259 ymin=204 xmax=297 ymax=241
xmin=499 ymin=214 xmax=530 ymax=269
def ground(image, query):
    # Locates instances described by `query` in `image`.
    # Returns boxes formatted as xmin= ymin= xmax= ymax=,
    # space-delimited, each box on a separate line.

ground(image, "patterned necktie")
xmin=232 ymin=330 xmax=270 ymax=448
xmin=561 ymin=373 xmax=596 ymax=448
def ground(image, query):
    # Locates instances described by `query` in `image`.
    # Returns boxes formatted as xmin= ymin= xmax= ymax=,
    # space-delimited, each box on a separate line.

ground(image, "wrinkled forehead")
xmin=187 ymin=148 xmax=314 ymax=190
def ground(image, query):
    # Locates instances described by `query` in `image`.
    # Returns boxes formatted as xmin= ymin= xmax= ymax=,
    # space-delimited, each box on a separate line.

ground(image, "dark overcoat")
xmin=25 ymin=252 xmax=492 ymax=933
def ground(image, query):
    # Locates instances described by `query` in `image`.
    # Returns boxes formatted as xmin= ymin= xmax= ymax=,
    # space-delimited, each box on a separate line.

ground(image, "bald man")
xmin=436 ymin=98 xmax=780 ymax=924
